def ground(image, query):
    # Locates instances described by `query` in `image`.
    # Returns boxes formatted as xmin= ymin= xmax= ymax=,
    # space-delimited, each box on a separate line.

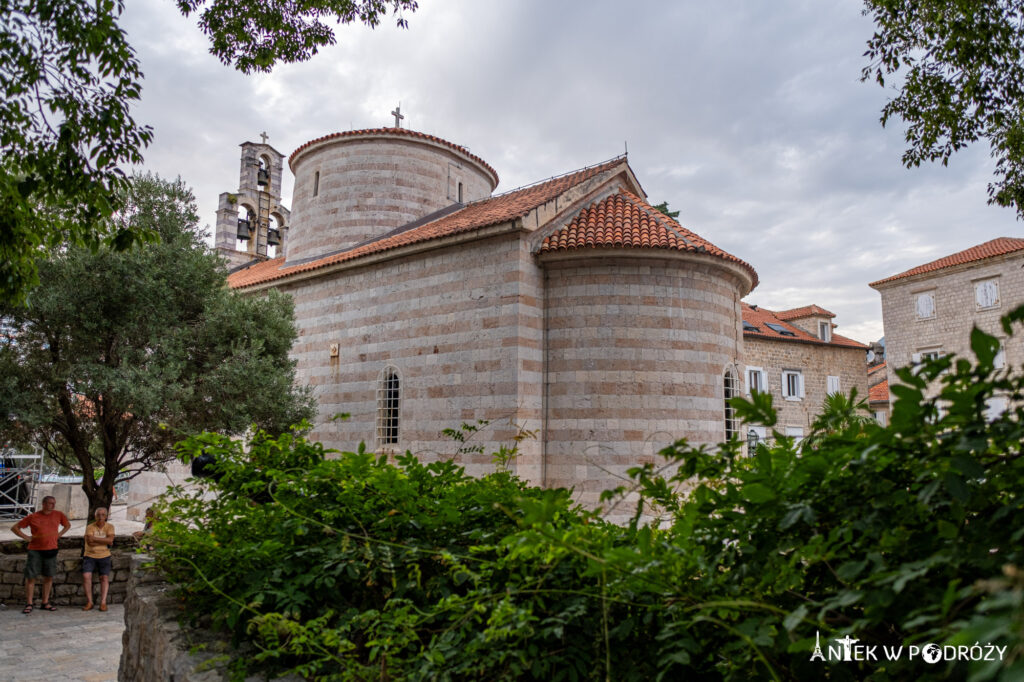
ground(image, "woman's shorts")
xmin=24 ymin=549 xmax=59 ymax=579
xmin=81 ymin=556 xmax=112 ymax=576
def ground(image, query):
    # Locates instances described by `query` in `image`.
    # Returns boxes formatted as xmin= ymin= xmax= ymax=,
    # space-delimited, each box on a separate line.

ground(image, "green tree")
xmin=0 ymin=0 xmax=418 ymax=303
xmin=0 ymin=174 xmax=314 ymax=516
xmin=862 ymin=0 xmax=1024 ymax=216
xmin=652 ymin=201 xmax=680 ymax=219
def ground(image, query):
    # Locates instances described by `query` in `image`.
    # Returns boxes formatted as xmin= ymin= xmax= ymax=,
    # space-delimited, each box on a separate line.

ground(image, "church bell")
xmin=267 ymin=227 xmax=281 ymax=246
xmin=237 ymin=218 xmax=251 ymax=240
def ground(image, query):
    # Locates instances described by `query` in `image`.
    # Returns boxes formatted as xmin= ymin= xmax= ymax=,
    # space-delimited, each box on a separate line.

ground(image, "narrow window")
xmin=457 ymin=181 xmax=463 ymax=203
xmin=313 ymin=171 xmax=320 ymax=197
xmin=915 ymin=292 xmax=936 ymax=320
xmin=376 ymin=367 xmax=400 ymax=446
xmin=746 ymin=367 xmax=765 ymax=394
xmin=724 ymin=368 xmax=739 ymax=440
xmin=818 ymin=321 xmax=832 ymax=342
xmin=785 ymin=426 xmax=804 ymax=444
xmin=782 ymin=370 xmax=804 ymax=400
xmin=826 ymin=375 xmax=841 ymax=395
xmin=975 ymin=279 xmax=1000 ymax=309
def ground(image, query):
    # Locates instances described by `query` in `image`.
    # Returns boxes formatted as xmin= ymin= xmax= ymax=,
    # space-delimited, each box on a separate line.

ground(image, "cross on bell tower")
xmin=391 ymin=104 xmax=404 ymax=128
xmin=259 ymin=131 xmax=269 ymax=144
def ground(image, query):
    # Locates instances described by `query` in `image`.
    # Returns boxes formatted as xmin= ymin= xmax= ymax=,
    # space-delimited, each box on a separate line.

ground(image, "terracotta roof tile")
xmin=537 ymin=192 xmax=758 ymax=287
xmin=775 ymin=304 xmax=835 ymax=320
xmin=868 ymin=362 xmax=887 ymax=376
xmin=869 ymin=379 xmax=889 ymax=403
xmin=742 ymin=303 xmax=868 ymax=349
xmin=870 ymin=237 xmax=1024 ymax=287
xmin=289 ymin=127 xmax=499 ymax=185
xmin=229 ymin=158 xmax=626 ymax=289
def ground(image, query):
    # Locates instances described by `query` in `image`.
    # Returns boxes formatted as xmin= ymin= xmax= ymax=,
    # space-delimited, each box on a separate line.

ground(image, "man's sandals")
xmin=39 ymin=602 xmax=56 ymax=611
xmin=22 ymin=603 xmax=32 ymax=614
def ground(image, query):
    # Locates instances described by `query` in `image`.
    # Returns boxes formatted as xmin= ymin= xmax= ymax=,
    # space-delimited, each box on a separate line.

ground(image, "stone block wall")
xmin=120 ymin=554 xmax=300 ymax=682
xmin=540 ymin=251 xmax=748 ymax=513
xmin=285 ymin=232 xmax=541 ymax=481
xmin=743 ymin=337 xmax=868 ymax=434
xmin=287 ymin=132 xmax=498 ymax=263
xmin=0 ymin=537 xmax=135 ymax=606
xmin=873 ymin=251 xmax=1024 ymax=397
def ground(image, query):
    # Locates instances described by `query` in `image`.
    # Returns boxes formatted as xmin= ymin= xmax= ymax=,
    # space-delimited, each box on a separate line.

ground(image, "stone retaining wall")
xmin=119 ymin=554 xmax=300 ymax=682
xmin=0 ymin=537 xmax=135 ymax=606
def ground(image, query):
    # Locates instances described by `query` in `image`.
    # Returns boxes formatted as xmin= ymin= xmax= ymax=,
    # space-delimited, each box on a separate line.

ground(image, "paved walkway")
xmin=0 ymin=602 xmax=125 ymax=681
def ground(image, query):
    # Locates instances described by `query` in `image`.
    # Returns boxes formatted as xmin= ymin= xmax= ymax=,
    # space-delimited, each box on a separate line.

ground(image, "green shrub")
xmin=150 ymin=307 xmax=1024 ymax=680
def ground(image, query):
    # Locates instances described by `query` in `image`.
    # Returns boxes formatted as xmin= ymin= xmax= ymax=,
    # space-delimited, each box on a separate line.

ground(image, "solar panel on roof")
xmin=765 ymin=323 xmax=797 ymax=336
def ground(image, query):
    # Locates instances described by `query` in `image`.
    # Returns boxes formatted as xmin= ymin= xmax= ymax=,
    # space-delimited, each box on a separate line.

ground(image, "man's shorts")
xmin=23 ymin=549 xmax=59 ymax=579
xmin=81 ymin=556 xmax=112 ymax=576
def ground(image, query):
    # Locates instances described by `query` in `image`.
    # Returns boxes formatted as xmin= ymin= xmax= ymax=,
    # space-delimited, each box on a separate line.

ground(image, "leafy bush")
xmin=151 ymin=307 xmax=1024 ymax=680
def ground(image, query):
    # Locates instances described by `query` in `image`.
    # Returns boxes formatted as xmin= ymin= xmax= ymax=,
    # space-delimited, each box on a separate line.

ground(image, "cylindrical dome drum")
xmin=285 ymin=129 xmax=499 ymax=264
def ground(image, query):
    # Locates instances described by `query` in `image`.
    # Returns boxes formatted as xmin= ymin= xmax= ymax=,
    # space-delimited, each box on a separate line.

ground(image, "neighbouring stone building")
xmin=867 ymin=362 xmax=889 ymax=425
xmin=739 ymin=303 xmax=869 ymax=444
xmin=869 ymin=237 xmax=1024 ymax=409
xmin=220 ymin=125 xmax=760 ymax=513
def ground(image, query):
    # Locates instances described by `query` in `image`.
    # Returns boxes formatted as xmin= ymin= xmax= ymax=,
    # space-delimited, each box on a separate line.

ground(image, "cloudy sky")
xmin=121 ymin=0 xmax=1021 ymax=343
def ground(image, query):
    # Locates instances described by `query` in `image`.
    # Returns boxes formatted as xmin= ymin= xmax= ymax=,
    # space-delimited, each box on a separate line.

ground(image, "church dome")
xmin=285 ymin=128 xmax=499 ymax=264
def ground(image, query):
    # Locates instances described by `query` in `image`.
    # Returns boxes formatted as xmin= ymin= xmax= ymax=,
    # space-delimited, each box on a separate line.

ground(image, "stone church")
xmin=220 ymin=123 xmax=758 ymax=511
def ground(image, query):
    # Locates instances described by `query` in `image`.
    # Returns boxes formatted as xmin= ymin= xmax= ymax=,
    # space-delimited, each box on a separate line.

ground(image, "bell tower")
xmin=215 ymin=133 xmax=291 ymax=270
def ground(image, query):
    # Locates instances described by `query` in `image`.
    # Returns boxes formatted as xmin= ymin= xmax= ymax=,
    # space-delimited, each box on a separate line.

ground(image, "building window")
xmin=724 ymin=368 xmax=739 ymax=440
xmin=746 ymin=366 xmax=765 ymax=394
xmin=818 ymin=321 xmax=832 ymax=342
xmin=975 ymin=279 xmax=1000 ymax=309
xmin=826 ymin=375 xmax=841 ymax=395
xmin=458 ymin=181 xmax=463 ymax=203
xmin=915 ymin=291 xmax=936 ymax=320
xmin=874 ymin=410 xmax=888 ymax=427
xmin=376 ymin=367 xmax=401 ymax=447
xmin=313 ymin=171 xmax=320 ymax=197
xmin=785 ymin=426 xmax=804 ymax=444
xmin=912 ymin=349 xmax=944 ymax=365
xmin=995 ymin=341 xmax=1006 ymax=369
xmin=782 ymin=370 xmax=804 ymax=401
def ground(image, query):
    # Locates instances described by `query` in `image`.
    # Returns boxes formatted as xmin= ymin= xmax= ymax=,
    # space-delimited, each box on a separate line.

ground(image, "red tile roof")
xmin=289 ymin=127 xmax=499 ymax=186
xmin=537 ymin=191 xmax=758 ymax=287
xmin=742 ymin=303 xmax=868 ymax=349
xmin=870 ymin=237 xmax=1024 ymax=287
xmin=229 ymin=158 xmax=627 ymax=290
xmin=868 ymin=362 xmax=887 ymax=376
xmin=868 ymin=379 xmax=889 ymax=403
xmin=775 ymin=304 xmax=835 ymax=320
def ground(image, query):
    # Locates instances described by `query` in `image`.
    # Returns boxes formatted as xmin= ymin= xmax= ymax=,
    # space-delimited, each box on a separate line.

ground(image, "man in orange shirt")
xmin=10 ymin=495 xmax=71 ymax=613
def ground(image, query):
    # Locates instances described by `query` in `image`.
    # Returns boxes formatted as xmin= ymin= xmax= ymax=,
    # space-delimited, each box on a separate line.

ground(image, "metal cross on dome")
xmin=391 ymin=104 xmax=404 ymax=128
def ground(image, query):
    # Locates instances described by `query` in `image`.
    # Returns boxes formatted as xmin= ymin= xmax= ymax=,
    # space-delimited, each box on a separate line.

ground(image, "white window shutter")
xmin=911 ymin=352 xmax=921 ymax=364
xmin=827 ymin=375 xmax=840 ymax=395
xmin=798 ymin=373 xmax=805 ymax=398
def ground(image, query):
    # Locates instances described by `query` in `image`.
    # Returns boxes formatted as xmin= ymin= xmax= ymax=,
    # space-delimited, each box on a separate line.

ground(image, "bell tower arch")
xmin=215 ymin=133 xmax=291 ymax=269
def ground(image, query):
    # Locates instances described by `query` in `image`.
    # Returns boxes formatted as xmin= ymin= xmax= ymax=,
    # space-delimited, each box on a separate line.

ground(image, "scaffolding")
xmin=0 ymin=447 xmax=42 ymax=519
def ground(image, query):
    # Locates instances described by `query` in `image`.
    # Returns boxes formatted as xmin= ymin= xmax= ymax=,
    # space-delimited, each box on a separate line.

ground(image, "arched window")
xmin=313 ymin=170 xmax=320 ymax=197
xmin=376 ymin=367 xmax=401 ymax=447
xmin=724 ymin=368 xmax=739 ymax=440
xmin=457 ymin=181 xmax=463 ymax=203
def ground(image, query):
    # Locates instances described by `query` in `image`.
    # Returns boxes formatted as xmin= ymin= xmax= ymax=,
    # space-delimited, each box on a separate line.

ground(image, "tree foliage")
xmin=0 ymin=174 xmax=314 ymax=516
xmin=0 ymin=0 xmax=418 ymax=303
xmin=1 ymin=0 xmax=153 ymax=303
xmin=862 ymin=0 xmax=1024 ymax=216
xmin=150 ymin=306 xmax=1024 ymax=681
xmin=177 ymin=0 xmax=419 ymax=73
